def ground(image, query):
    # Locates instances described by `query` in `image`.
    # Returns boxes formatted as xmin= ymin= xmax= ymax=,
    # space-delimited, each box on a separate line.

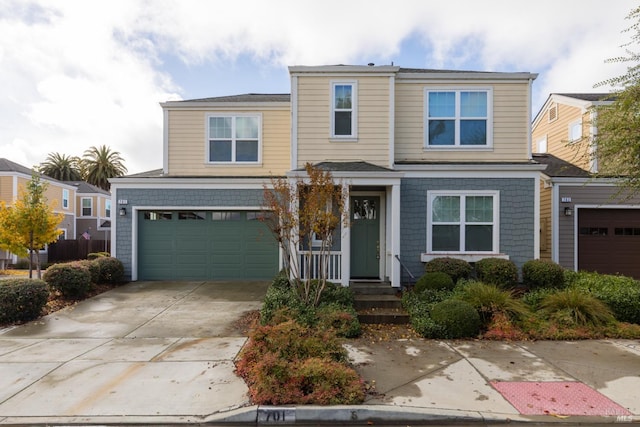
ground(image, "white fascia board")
xmin=286 ymin=170 xmax=404 ymax=180
xmin=550 ymin=177 xmax=620 ymax=186
xmin=289 ymin=65 xmax=400 ymax=74
xmin=160 ymin=102 xmax=289 ymax=110
xmin=111 ymin=178 xmax=275 ymax=190
xmin=0 ymin=172 xmax=78 ymax=190
xmin=402 ymin=170 xmax=543 ymax=179
xmin=395 ymin=163 xmax=547 ymax=172
xmin=397 ymin=72 xmax=538 ymax=81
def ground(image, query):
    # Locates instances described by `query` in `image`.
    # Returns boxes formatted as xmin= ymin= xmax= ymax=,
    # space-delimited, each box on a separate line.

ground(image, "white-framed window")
xmin=207 ymin=114 xmax=261 ymax=163
xmin=58 ymin=229 xmax=67 ymax=241
xmin=425 ymin=88 xmax=492 ymax=148
xmin=105 ymin=199 xmax=111 ymax=217
xmin=81 ymin=197 xmax=92 ymax=216
xmin=427 ymin=191 xmax=499 ymax=254
xmin=569 ymin=120 xmax=582 ymax=142
xmin=537 ymin=136 xmax=548 ymax=153
xmin=62 ymin=189 xmax=69 ymax=209
xmin=331 ymin=81 xmax=357 ymax=139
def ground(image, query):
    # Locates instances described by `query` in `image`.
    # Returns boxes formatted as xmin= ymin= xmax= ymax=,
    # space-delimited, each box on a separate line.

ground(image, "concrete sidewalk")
xmin=0 ymin=280 xmax=639 ymax=425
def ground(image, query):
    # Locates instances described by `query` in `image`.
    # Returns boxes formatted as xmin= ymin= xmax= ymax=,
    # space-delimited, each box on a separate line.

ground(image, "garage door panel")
xmin=138 ymin=210 xmax=278 ymax=280
xmin=578 ymin=208 xmax=640 ymax=278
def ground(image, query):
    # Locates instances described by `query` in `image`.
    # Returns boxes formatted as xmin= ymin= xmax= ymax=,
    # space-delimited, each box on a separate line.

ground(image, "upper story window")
xmin=331 ymin=81 xmax=357 ymax=139
xmin=425 ymin=89 xmax=492 ymax=148
xmin=105 ymin=199 xmax=111 ymax=217
xmin=207 ymin=114 xmax=261 ymax=163
xmin=537 ymin=136 xmax=548 ymax=153
xmin=427 ymin=191 xmax=499 ymax=254
xmin=62 ymin=189 xmax=69 ymax=209
xmin=81 ymin=197 xmax=92 ymax=217
xmin=569 ymin=120 xmax=582 ymax=142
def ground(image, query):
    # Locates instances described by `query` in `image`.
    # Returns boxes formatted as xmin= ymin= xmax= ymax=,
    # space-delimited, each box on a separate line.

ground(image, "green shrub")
xmin=43 ymin=263 xmax=92 ymax=299
xmin=261 ymin=285 xmax=303 ymax=325
xmin=414 ymin=272 xmax=455 ymax=293
xmin=455 ymin=280 xmax=529 ymax=325
xmin=87 ymin=252 xmax=110 ymax=260
xmin=565 ymin=271 xmax=640 ymax=324
xmin=94 ymin=257 xmax=124 ymax=284
xmin=318 ymin=281 xmax=355 ymax=307
xmin=410 ymin=313 xmax=447 ymax=338
xmin=10 ymin=260 xmax=30 ymax=270
xmin=0 ymin=279 xmax=49 ymax=323
xmin=425 ymin=257 xmax=472 ymax=283
xmin=475 ymin=258 xmax=518 ymax=288
xmin=429 ymin=299 xmax=481 ymax=339
xmin=522 ymin=259 xmax=565 ymax=289
xmin=402 ymin=288 xmax=452 ymax=317
xmin=540 ymin=288 xmax=615 ymax=327
xmin=522 ymin=287 xmax=558 ymax=311
xmin=316 ymin=303 xmax=361 ymax=338
xmin=74 ymin=260 xmax=100 ymax=284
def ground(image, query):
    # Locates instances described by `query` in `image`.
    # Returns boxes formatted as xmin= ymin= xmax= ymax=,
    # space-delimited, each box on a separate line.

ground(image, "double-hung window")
xmin=569 ymin=120 xmax=582 ymax=143
xmin=62 ymin=189 xmax=69 ymax=209
xmin=428 ymin=191 xmax=499 ymax=253
xmin=105 ymin=199 xmax=111 ymax=218
xmin=331 ymin=81 xmax=357 ymax=138
xmin=425 ymin=88 xmax=492 ymax=147
xmin=81 ymin=197 xmax=92 ymax=217
xmin=207 ymin=114 xmax=261 ymax=163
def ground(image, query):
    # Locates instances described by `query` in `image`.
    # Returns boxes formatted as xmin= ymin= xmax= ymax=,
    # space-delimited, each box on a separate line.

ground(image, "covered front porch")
xmin=290 ymin=162 xmax=404 ymax=288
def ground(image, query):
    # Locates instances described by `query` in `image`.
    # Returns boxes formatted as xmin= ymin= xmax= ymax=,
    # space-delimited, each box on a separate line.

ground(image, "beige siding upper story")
xmin=532 ymin=103 xmax=591 ymax=170
xmin=395 ymin=82 xmax=531 ymax=162
xmin=539 ymin=180 xmax=552 ymax=260
xmin=0 ymin=176 xmax=13 ymax=204
xmin=295 ymin=76 xmax=391 ymax=168
xmin=77 ymin=194 xmax=110 ymax=218
xmin=167 ymin=108 xmax=290 ymax=176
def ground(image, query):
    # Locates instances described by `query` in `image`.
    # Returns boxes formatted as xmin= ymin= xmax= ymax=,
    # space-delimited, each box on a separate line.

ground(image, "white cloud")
xmin=0 ymin=0 xmax=636 ymax=173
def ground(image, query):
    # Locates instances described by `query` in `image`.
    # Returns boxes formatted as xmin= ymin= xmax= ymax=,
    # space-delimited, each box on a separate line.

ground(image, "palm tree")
xmin=39 ymin=153 xmax=83 ymax=181
xmin=82 ymin=145 xmax=127 ymax=191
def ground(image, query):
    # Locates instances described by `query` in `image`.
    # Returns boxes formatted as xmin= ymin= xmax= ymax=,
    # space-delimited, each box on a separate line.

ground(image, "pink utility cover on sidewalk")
xmin=491 ymin=381 xmax=632 ymax=416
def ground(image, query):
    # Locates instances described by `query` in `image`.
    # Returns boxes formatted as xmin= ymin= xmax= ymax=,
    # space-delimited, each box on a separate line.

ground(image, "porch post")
xmin=391 ymin=183 xmax=401 ymax=287
xmin=341 ymin=182 xmax=350 ymax=287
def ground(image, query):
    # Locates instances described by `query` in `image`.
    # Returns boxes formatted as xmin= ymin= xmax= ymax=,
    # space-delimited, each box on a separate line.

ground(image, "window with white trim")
xmin=81 ymin=197 xmax=92 ymax=217
xmin=207 ymin=114 xmax=260 ymax=163
xmin=105 ymin=199 xmax=111 ymax=217
xmin=425 ymin=89 xmax=492 ymax=147
xmin=62 ymin=189 xmax=69 ymax=209
xmin=537 ymin=136 xmax=547 ymax=153
xmin=569 ymin=120 xmax=582 ymax=142
xmin=331 ymin=82 xmax=357 ymax=138
xmin=428 ymin=191 xmax=499 ymax=253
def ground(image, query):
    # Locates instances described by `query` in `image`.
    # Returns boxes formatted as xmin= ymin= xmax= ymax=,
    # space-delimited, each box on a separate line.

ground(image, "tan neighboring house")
xmin=111 ymin=65 xmax=544 ymax=285
xmin=0 ymin=158 xmax=77 ymax=268
xmin=532 ymin=93 xmax=640 ymax=278
xmin=65 ymin=181 xmax=112 ymax=244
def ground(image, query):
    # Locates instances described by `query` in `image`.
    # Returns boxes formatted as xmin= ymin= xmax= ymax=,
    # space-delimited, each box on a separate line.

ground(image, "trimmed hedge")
xmin=87 ymin=252 xmax=110 ymax=260
xmin=425 ymin=257 xmax=472 ymax=283
xmin=430 ymin=299 xmax=481 ymax=339
xmin=474 ymin=258 xmax=518 ymax=288
xmin=74 ymin=260 xmax=100 ymax=284
xmin=522 ymin=259 xmax=565 ymax=289
xmin=43 ymin=263 xmax=92 ymax=299
xmin=414 ymin=272 xmax=455 ymax=293
xmin=94 ymin=257 xmax=124 ymax=284
xmin=0 ymin=279 xmax=49 ymax=323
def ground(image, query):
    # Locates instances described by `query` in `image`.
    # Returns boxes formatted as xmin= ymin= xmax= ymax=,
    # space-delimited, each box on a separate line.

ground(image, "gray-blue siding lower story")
xmin=114 ymin=177 xmax=536 ymax=281
xmin=400 ymin=178 xmax=536 ymax=280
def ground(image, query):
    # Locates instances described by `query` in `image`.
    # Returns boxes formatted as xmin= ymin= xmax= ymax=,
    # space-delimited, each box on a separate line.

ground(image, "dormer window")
xmin=331 ymin=81 xmax=357 ymax=139
xmin=425 ymin=88 xmax=493 ymax=148
xmin=207 ymin=114 xmax=261 ymax=164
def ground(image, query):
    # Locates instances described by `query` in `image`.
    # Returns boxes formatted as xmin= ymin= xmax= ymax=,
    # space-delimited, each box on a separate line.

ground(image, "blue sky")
xmin=0 ymin=0 xmax=636 ymax=173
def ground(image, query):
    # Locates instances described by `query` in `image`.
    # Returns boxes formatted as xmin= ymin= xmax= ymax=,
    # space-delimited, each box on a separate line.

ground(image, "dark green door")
xmin=138 ymin=210 xmax=278 ymax=280
xmin=350 ymin=196 xmax=380 ymax=278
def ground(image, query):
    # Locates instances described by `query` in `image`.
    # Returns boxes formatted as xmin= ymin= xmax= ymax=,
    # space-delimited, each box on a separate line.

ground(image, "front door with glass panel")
xmin=350 ymin=196 xmax=380 ymax=278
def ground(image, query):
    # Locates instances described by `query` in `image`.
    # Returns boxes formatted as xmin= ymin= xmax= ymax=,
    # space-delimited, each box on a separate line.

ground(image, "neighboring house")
xmin=110 ymin=65 xmax=544 ymax=286
xmin=532 ymin=93 xmax=640 ymax=278
xmin=65 ymin=181 xmax=112 ymax=243
xmin=0 ymin=158 xmax=77 ymax=267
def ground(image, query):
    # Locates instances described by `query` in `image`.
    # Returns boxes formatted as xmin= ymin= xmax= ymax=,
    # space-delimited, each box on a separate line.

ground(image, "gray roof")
xmin=399 ymin=67 xmax=497 ymax=74
xmin=0 ymin=158 xmax=36 ymax=175
xmin=122 ymin=168 xmax=165 ymax=178
xmin=296 ymin=161 xmax=394 ymax=173
xmin=532 ymin=153 xmax=591 ymax=178
xmin=179 ymin=93 xmax=291 ymax=103
xmin=555 ymin=93 xmax=617 ymax=102
xmin=64 ymin=181 xmax=110 ymax=195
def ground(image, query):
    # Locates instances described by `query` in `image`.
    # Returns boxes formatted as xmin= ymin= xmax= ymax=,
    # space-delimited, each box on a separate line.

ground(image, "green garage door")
xmin=138 ymin=210 xmax=278 ymax=280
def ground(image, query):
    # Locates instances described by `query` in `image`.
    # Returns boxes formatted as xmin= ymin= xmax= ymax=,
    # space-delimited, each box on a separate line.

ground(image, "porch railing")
xmin=299 ymin=251 xmax=342 ymax=282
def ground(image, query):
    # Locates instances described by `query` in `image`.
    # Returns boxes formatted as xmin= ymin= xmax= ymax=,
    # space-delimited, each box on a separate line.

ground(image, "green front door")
xmin=350 ymin=196 xmax=380 ymax=278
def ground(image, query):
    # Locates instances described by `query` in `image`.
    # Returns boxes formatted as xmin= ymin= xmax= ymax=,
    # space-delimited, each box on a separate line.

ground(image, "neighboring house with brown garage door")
xmin=532 ymin=93 xmax=640 ymax=279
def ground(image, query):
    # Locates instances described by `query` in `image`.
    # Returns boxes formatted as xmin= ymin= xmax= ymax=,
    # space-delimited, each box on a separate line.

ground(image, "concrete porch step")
xmin=350 ymin=281 xmax=397 ymax=295
xmin=357 ymin=308 xmax=410 ymax=325
xmin=354 ymin=294 xmax=403 ymax=310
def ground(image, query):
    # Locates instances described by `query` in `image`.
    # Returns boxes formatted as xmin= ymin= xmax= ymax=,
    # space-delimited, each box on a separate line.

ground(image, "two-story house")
xmin=65 ymin=181 xmax=112 ymax=243
xmin=111 ymin=65 xmax=544 ymax=286
xmin=532 ymin=93 xmax=640 ymax=278
xmin=0 ymin=158 xmax=77 ymax=268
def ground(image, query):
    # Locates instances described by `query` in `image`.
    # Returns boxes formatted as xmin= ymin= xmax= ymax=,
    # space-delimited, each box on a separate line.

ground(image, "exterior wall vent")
xmin=548 ymin=103 xmax=558 ymax=123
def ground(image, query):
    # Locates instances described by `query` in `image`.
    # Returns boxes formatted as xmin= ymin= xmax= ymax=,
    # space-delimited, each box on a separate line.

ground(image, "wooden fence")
xmin=47 ymin=239 xmax=111 ymax=263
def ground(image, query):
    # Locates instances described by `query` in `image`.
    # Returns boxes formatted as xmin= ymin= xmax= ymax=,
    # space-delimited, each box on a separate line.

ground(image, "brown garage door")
xmin=578 ymin=208 xmax=640 ymax=278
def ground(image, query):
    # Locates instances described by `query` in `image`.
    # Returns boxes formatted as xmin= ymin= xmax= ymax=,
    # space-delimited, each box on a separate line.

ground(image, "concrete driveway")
xmin=0 ymin=280 xmax=269 ymax=425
